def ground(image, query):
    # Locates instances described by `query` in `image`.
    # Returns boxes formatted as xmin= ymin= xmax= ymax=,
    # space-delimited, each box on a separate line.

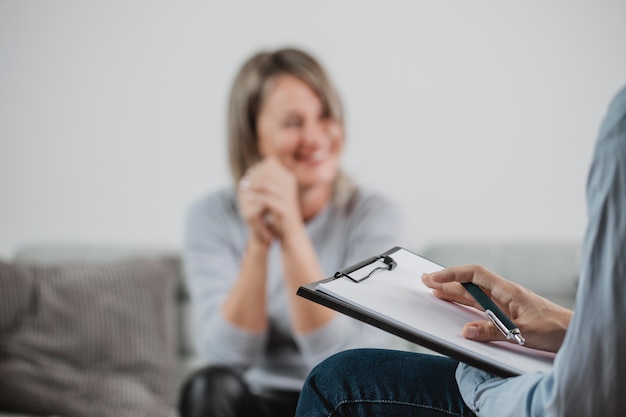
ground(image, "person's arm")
xmin=422 ymin=265 xmax=574 ymax=416
xmin=184 ymin=193 xmax=268 ymax=369
xmin=219 ymin=180 xmax=273 ymax=333
xmin=422 ymin=85 xmax=626 ymax=416
xmin=238 ymin=156 xmax=338 ymax=333
xmin=280 ymin=222 xmax=338 ymax=331
xmin=220 ymin=237 xmax=269 ymax=332
xmin=421 ymin=262 xmax=586 ymax=417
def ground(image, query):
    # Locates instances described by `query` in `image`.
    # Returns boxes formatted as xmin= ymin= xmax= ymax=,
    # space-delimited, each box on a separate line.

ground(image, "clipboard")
xmin=297 ymin=246 xmax=555 ymax=378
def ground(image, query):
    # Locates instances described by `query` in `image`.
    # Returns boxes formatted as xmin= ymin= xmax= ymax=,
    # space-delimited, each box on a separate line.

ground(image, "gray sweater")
xmin=184 ymin=187 xmax=403 ymax=393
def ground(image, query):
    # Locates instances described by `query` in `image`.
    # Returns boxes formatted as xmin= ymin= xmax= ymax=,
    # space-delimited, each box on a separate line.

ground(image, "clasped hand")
xmin=422 ymin=265 xmax=573 ymax=353
xmin=238 ymin=157 xmax=301 ymax=244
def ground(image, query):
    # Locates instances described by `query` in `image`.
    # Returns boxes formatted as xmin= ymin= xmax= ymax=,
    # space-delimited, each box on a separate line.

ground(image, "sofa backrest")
xmin=12 ymin=244 xmax=199 ymax=383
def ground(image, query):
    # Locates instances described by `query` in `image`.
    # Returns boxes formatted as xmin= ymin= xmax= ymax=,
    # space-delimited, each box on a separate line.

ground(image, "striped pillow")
xmin=0 ymin=257 xmax=179 ymax=417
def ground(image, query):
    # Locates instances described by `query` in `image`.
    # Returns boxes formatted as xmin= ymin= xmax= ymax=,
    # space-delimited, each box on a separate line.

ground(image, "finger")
xmin=249 ymin=158 xmax=296 ymax=195
xmin=422 ymin=272 xmax=465 ymax=292
xmin=424 ymin=265 xmax=483 ymax=286
xmin=239 ymin=175 xmax=261 ymax=205
xmin=431 ymin=288 xmax=483 ymax=310
xmin=425 ymin=267 xmax=520 ymax=319
xmin=246 ymin=177 xmax=300 ymax=227
xmin=238 ymin=187 xmax=266 ymax=219
xmin=425 ymin=265 xmax=516 ymax=300
xmin=251 ymin=217 xmax=273 ymax=243
xmin=422 ymin=272 xmax=483 ymax=304
xmin=462 ymin=320 xmax=506 ymax=343
xmin=241 ymin=163 xmax=271 ymax=193
xmin=262 ymin=210 xmax=274 ymax=227
xmin=251 ymin=157 xmax=289 ymax=183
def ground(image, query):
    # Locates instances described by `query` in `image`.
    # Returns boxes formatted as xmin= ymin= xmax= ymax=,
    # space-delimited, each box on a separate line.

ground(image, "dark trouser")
xmin=178 ymin=365 xmax=300 ymax=417
xmin=295 ymin=349 xmax=476 ymax=417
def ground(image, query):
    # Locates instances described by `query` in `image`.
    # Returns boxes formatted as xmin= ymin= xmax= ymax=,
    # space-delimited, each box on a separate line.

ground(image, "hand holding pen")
xmin=422 ymin=265 xmax=573 ymax=353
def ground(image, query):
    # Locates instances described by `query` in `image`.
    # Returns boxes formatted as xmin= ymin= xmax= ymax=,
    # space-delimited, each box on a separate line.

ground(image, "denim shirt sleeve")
xmin=455 ymin=364 xmax=548 ymax=416
xmin=456 ymin=84 xmax=626 ymax=417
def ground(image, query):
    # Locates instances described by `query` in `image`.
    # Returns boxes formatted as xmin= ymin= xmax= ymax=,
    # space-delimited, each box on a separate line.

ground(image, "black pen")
xmin=462 ymin=282 xmax=526 ymax=346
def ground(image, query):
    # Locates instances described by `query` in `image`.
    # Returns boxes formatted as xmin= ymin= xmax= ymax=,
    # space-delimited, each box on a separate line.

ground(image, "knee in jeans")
xmin=308 ymin=349 xmax=365 ymax=385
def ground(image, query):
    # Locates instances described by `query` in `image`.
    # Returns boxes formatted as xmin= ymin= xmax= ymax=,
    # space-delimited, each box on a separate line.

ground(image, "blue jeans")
xmin=295 ymin=349 xmax=476 ymax=417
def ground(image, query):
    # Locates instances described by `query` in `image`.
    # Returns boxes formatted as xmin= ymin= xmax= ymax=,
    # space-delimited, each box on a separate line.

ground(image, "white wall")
xmin=1 ymin=1 xmax=625 ymax=258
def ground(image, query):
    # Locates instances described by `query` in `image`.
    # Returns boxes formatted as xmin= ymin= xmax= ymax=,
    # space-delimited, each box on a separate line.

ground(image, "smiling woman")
xmin=178 ymin=48 xmax=404 ymax=417
xmin=256 ymin=75 xmax=343 ymax=197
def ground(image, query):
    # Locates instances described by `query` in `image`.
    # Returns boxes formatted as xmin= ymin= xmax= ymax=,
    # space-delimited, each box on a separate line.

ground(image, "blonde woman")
xmin=179 ymin=48 xmax=403 ymax=417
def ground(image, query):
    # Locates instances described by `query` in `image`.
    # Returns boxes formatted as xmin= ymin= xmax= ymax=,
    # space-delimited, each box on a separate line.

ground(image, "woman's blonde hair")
xmin=227 ymin=48 xmax=345 ymax=183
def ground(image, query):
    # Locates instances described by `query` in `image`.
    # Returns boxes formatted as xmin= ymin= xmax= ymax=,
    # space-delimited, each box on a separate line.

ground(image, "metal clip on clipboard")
xmin=334 ymin=255 xmax=397 ymax=283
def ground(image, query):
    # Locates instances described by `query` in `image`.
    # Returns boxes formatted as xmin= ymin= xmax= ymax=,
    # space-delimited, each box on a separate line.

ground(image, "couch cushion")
xmin=0 ymin=257 xmax=179 ymax=417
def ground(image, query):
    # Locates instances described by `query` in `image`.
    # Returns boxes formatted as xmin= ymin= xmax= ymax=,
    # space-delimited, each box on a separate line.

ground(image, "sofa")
xmin=0 ymin=240 xmax=581 ymax=416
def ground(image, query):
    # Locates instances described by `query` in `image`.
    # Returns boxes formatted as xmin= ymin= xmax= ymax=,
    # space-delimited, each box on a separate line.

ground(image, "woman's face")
xmin=256 ymin=74 xmax=343 ymax=190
